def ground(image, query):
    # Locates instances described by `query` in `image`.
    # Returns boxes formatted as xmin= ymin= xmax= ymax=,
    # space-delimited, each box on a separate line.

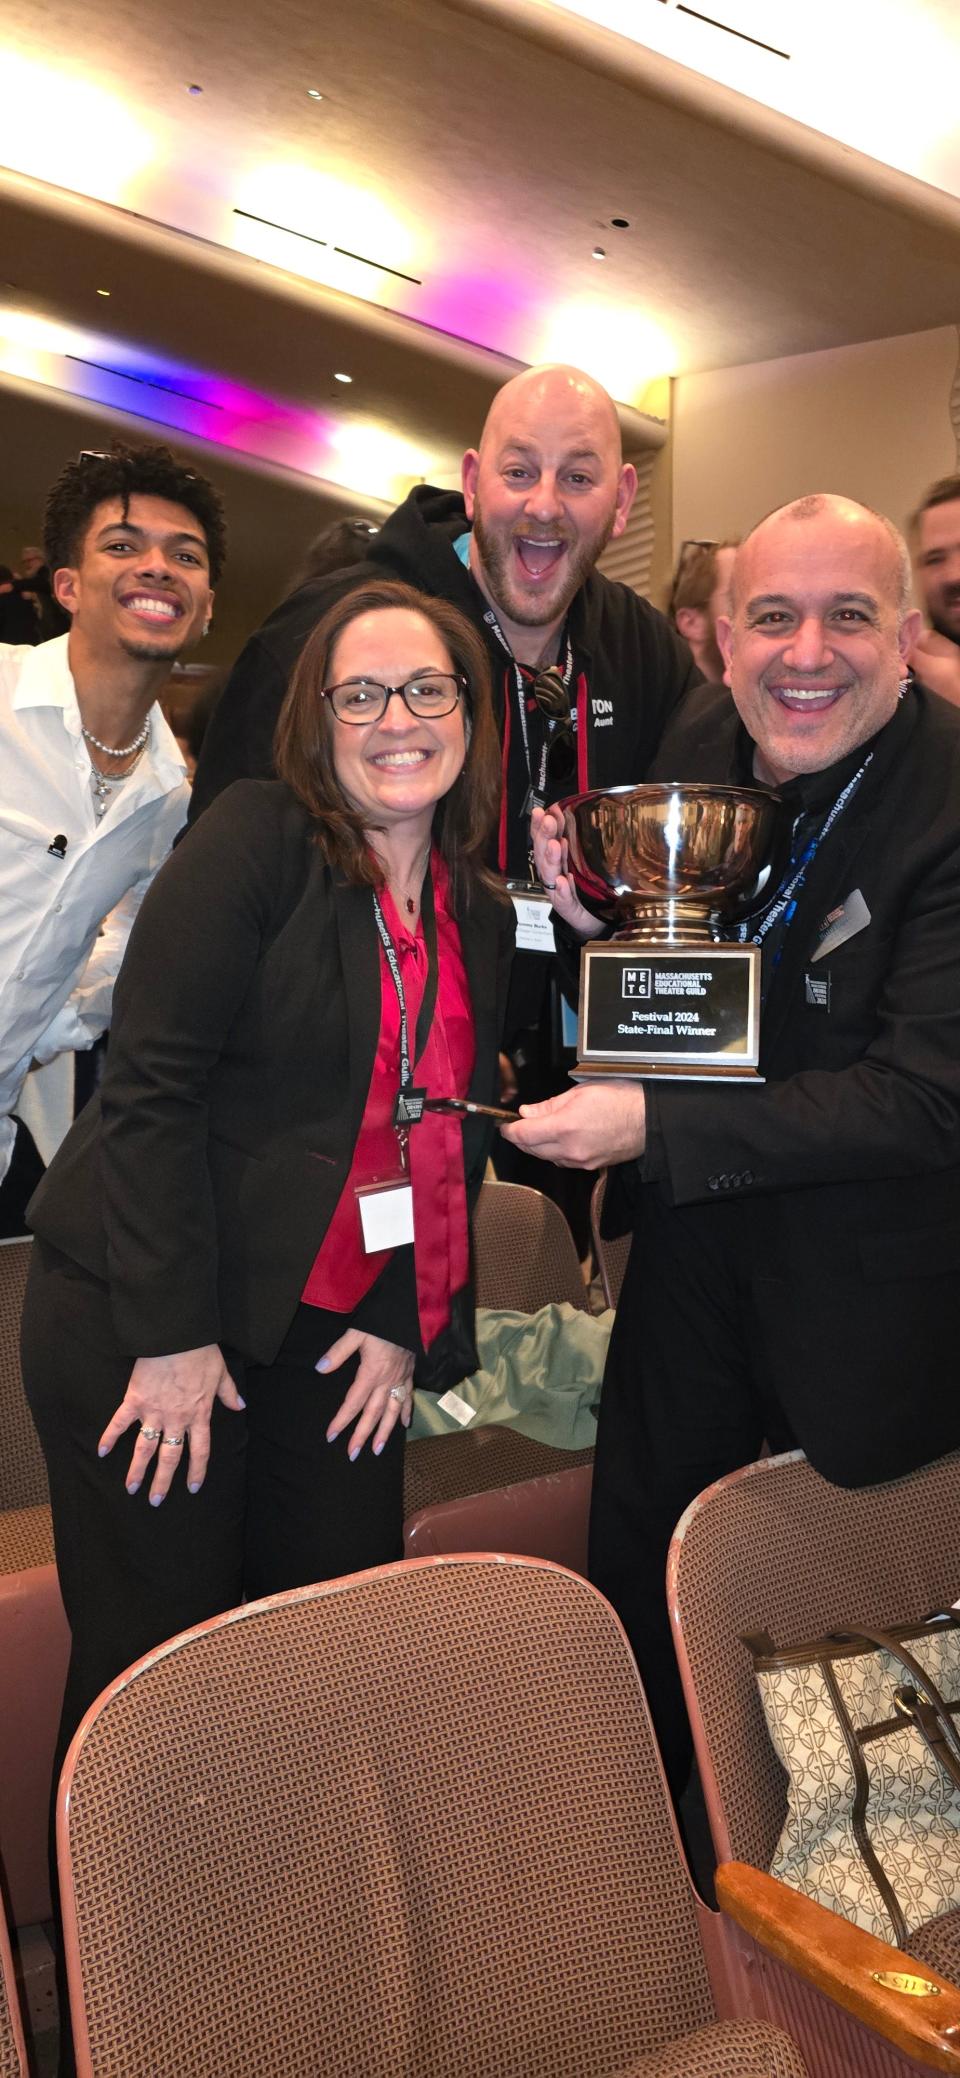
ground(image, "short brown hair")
xmin=908 ymin=475 xmax=960 ymax=545
xmin=274 ymin=578 xmax=502 ymax=903
xmin=668 ymin=540 xmax=737 ymax=620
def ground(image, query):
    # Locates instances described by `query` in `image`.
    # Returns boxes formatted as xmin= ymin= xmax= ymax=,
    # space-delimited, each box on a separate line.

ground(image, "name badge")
xmin=510 ymin=888 xmax=556 ymax=955
xmin=394 ymin=1086 xmax=426 ymax=1127
xmin=357 ymin=1180 xmax=415 ymax=1253
xmin=810 ymin=887 xmax=871 ymax=964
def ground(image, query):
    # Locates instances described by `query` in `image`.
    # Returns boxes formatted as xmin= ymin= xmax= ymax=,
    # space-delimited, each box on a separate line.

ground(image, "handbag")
xmin=746 ymin=1614 xmax=960 ymax=1945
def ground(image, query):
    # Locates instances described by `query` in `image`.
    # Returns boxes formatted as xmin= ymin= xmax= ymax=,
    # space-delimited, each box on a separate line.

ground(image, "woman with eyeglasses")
xmin=22 ymin=576 xmax=514 ymax=1758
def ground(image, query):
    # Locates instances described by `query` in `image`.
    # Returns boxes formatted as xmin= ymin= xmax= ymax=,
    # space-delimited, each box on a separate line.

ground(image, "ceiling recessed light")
xmin=592 ymin=246 xmax=606 ymax=260
xmin=96 ymin=287 xmax=111 ymax=297
xmin=334 ymin=371 xmax=353 ymax=383
xmin=307 ymin=88 xmax=324 ymax=100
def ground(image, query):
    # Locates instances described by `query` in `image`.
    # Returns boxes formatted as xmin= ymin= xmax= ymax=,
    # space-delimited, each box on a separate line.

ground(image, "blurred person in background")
xmin=667 ymin=537 xmax=738 ymax=683
xmin=0 ymin=563 xmax=38 ymax=646
xmin=908 ymin=474 xmax=960 ymax=708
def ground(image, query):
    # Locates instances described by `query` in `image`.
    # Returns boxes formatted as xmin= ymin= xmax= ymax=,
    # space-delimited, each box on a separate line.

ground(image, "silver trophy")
xmin=558 ymin=783 xmax=787 ymax=1079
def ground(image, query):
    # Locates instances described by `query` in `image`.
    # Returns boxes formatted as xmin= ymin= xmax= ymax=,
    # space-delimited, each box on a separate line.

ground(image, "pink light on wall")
xmin=416 ymin=270 xmax=533 ymax=365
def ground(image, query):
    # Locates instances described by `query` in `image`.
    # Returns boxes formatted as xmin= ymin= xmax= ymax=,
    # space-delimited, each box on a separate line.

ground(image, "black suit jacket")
xmin=29 ymin=781 xmax=515 ymax=1368
xmin=611 ymin=682 xmax=960 ymax=1484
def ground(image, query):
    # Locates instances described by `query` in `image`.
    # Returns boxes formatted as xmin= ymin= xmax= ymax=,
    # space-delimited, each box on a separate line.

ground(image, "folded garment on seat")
xmin=410 ymin=1300 xmax=612 ymax=1447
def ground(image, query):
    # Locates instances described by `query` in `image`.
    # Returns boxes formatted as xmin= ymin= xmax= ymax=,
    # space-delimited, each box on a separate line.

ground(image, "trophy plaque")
xmin=558 ymin=783 xmax=788 ymax=1081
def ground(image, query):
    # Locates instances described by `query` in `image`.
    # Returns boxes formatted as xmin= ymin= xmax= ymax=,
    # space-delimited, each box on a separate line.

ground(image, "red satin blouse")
xmin=302 ymin=852 xmax=475 ymax=1349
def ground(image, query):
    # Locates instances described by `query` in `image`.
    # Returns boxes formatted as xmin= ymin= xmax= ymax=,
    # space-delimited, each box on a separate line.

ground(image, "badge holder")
xmin=506 ymin=879 xmax=557 ymax=955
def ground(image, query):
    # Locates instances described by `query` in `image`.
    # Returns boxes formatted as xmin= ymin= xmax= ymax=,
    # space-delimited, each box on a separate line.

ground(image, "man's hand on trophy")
xmin=530 ymin=806 xmax=605 ymax=939
xmin=501 ymin=1080 xmax=646 ymax=1168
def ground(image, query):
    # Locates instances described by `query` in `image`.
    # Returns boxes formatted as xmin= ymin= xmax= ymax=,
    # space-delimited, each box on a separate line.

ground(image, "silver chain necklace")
xmin=81 ymin=717 xmax=150 ymax=759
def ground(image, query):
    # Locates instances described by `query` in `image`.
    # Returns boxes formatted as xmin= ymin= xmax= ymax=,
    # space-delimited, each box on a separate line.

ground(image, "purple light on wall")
xmin=417 ymin=271 xmax=533 ymax=362
xmin=62 ymin=342 xmax=338 ymax=473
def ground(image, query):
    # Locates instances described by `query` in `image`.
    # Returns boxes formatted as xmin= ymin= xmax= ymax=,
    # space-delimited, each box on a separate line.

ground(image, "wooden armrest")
xmin=717 ymin=1861 xmax=960 ymax=2073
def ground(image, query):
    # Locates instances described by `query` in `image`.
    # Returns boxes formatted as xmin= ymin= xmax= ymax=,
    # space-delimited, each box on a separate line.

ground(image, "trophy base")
xmin=571 ymin=1060 xmax=764 ymax=1082
xmin=576 ymin=939 xmax=761 ymax=1081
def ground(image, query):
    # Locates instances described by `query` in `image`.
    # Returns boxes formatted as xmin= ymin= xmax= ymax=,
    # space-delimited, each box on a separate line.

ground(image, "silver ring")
xmin=140 ymin=1425 xmax=162 ymax=1441
xmin=162 ymin=1432 xmax=186 ymax=1448
xmin=542 ymin=879 xmax=557 ymax=892
xmin=389 ymin=1384 xmax=409 ymax=1403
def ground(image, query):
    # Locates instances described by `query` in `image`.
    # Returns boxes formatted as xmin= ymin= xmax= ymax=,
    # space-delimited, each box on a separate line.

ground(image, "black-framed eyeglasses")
xmin=320 ymin=673 xmax=466 ymax=724
xmin=528 ymin=663 xmax=576 ymax=784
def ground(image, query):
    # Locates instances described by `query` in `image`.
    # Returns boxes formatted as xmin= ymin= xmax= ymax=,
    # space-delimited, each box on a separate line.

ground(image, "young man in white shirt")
xmin=0 ymin=441 xmax=226 ymax=1233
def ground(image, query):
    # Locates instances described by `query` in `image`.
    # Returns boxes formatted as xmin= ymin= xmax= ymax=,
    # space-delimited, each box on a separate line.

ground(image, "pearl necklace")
xmin=81 ymin=718 xmax=150 ymax=758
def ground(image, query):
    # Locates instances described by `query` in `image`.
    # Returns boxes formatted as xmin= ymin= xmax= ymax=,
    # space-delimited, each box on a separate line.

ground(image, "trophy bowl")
xmin=557 ymin=782 xmax=788 ymax=944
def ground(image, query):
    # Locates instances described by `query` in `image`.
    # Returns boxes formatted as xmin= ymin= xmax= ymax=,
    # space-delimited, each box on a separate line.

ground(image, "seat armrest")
xmin=716 ymin=1861 xmax=960 ymax=2073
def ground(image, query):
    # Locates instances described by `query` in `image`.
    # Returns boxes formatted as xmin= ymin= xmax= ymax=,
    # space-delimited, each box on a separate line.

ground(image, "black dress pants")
xmin=588 ymin=1187 xmax=795 ymax=1798
xmin=21 ymin=1240 xmax=406 ymax=1784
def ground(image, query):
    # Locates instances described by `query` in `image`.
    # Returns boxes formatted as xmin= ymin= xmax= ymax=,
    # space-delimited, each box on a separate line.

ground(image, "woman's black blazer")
xmin=29 ymin=781 xmax=516 ymax=1365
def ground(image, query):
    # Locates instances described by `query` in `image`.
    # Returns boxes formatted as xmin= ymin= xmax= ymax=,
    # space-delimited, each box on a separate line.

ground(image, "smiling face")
xmin=717 ymin=500 xmax=920 ymax=785
xmin=53 ymin=493 xmax=213 ymax=663
xmin=914 ymin=498 xmax=960 ymax=647
xmin=461 ymin=366 xmax=636 ymax=660
xmin=327 ymin=606 xmax=467 ymax=841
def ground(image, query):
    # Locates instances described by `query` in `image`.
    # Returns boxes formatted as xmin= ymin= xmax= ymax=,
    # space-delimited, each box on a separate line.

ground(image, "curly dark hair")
xmin=44 ymin=441 xmax=227 ymax=583
xmin=274 ymin=578 xmax=502 ymax=904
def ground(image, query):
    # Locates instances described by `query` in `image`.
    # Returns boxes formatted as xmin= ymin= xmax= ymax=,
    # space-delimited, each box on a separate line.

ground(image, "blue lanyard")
xmin=740 ymin=752 xmax=873 ymax=960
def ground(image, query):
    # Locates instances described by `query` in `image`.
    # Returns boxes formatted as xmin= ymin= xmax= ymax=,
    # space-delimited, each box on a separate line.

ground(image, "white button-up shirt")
xmin=0 ymin=634 xmax=190 ymax=1181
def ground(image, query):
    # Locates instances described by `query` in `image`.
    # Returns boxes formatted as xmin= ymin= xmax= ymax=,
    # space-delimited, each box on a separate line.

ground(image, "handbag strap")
xmin=817 ymin=1655 xmax=910 ymax=1947
xmin=833 ymin=1625 xmax=960 ymax=1790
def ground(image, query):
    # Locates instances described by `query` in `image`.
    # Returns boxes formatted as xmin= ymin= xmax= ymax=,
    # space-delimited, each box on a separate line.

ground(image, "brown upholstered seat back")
xmin=471 ymin=1180 xmax=589 ymax=1312
xmin=62 ymin=1556 xmax=715 ymax=2078
xmin=0 ymin=1240 xmax=47 ymax=1513
xmin=669 ymin=1448 xmax=960 ymax=1874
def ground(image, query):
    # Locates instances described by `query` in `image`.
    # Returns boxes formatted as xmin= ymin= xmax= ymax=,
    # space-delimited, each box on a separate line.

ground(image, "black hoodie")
xmin=190 ymin=486 xmax=702 ymax=875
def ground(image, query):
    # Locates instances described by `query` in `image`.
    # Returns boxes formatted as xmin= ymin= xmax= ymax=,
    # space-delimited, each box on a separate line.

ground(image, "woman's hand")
xmin=98 ymin=1345 xmax=246 ymax=1504
xmin=319 ymin=1330 xmax=416 ymax=1458
xmin=530 ymin=805 xmax=605 ymax=940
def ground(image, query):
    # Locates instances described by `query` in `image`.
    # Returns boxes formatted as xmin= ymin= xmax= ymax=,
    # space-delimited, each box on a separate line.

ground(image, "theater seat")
xmin=402 ymin=1180 xmax=596 ymax=1563
xmin=669 ymin=1448 xmax=960 ymax=2075
xmin=58 ymin=1555 xmax=807 ymax=2078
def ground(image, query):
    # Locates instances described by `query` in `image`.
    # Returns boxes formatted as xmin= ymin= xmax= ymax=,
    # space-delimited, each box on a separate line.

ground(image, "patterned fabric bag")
xmin=746 ymin=1616 xmax=960 ymax=1945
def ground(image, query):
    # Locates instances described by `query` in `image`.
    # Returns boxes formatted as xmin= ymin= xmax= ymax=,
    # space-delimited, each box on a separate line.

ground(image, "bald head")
xmin=461 ymin=363 xmax=636 ymax=663
xmin=731 ymin=495 xmax=911 ymax=618
xmin=478 ymin=365 xmax=624 ymax=469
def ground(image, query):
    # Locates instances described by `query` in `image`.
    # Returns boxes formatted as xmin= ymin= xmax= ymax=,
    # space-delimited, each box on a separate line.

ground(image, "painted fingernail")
xmin=348 ymin=1445 xmax=360 ymax=1462
xmin=326 ymin=1427 xmax=337 ymax=1444
xmin=126 ymin=1480 xmax=140 ymax=1495
xmin=150 ymin=1492 xmax=165 ymax=1507
xmin=98 ymin=1445 xmax=109 ymax=1458
xmin=235 ymin=1394 xmax=246 ymax=1409
xmin=315 ymin=1357 xmax=330 ymax=1373
xmin=188 ymin=1480 xmax=201 ymax=1494
xmin=373 ymin=1439 xmax=384 ymax=1456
